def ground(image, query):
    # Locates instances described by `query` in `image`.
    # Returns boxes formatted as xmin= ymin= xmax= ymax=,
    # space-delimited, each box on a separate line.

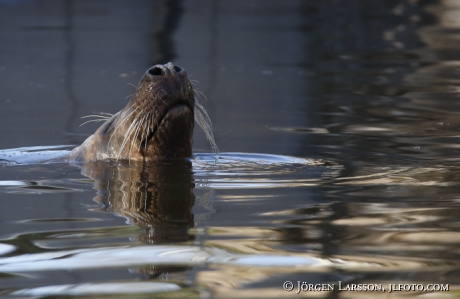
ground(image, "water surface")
xmin=1 ymin=0 xmax=460 ymax=298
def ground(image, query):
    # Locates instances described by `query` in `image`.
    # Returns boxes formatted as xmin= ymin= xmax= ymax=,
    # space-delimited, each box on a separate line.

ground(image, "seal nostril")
xmin=147 ymin=64 xmax=184 ymax=77
xmin=148 ymin=66 xmax=164 ymax=76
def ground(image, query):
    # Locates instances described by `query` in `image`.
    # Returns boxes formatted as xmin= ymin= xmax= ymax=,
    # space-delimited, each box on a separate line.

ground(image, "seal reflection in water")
xmin=85 ymin=160 xmax=195 ymax=244
xmin=83 ymin=160 xmax=195 ymax=276
xmin=70 ymin=62 xmax=198 ymax=163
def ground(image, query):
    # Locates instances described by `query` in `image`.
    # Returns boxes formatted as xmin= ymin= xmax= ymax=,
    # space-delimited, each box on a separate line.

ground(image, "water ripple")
xmin=12 ymin=282 xmax=181 ymax=296
xmin=0 ymin=245 xmax=455 ymax=274
xmin=192 ymin=153 xmax=342 ymax=188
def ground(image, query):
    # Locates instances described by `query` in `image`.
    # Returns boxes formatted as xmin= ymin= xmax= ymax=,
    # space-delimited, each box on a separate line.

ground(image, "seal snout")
xmin=144 ymin=63 xmax=192 ymax=107
xmin=146 ymin=62 xmax=184 ymax=77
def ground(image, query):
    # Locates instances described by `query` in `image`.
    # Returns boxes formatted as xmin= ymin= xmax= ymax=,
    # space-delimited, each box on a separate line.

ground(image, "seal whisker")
xmin=195 ymin=100 xmax=219 ymax=154
xmin=133 ymin=113 xmax=148 ymax=150
xmin=81 ymin=115 xmax=112 ymax=119
xmin=115 ymin=112 xmax=140 ymax=160
xmin=127 ymin=113 xmax=149 ymax=162
xmin=108 ymin=105 xmax=140 ymax=149
xmin=118 ymin=112 xmax=144 ymax=160
xmin=79 ymin=119 xmax=109 ymax=127
xmin=123 ymin=110 xmax=149 ymax=159
xmin=140 ymin=114 xmax=150 ymax=150
xmin=109 ymin=103 xmax=138 ymax=134
xmin=142 ymin=112 xmax=152 ymax=149
xmin=194 ymin=89 xmax=209 ymax=102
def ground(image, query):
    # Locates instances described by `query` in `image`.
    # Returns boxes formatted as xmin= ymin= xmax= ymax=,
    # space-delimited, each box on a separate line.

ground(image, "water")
xmin=1 ymin=0 xmax=460 ymax=298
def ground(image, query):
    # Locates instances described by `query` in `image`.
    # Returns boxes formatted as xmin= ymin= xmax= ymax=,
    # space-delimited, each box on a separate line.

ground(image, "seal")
xmin=69 ymin=63 xmax=196 ymax=163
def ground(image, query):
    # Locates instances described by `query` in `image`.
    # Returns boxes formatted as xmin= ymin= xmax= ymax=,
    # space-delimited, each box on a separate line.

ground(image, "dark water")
xmin=1 ymin=0 xmax=460 ymax=298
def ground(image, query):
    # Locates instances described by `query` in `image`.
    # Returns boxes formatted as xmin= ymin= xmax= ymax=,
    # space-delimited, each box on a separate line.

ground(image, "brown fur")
xmin=69 ymin=63 xmax=195 ymax=164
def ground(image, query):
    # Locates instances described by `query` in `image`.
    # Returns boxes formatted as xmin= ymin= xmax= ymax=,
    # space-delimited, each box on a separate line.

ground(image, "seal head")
xmin=69 ymin=63 xmax=194 ymax=163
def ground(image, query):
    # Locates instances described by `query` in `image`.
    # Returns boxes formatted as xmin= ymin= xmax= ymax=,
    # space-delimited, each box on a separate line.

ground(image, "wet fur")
xmin=70 ymin=63 xmax=208 ymax=164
